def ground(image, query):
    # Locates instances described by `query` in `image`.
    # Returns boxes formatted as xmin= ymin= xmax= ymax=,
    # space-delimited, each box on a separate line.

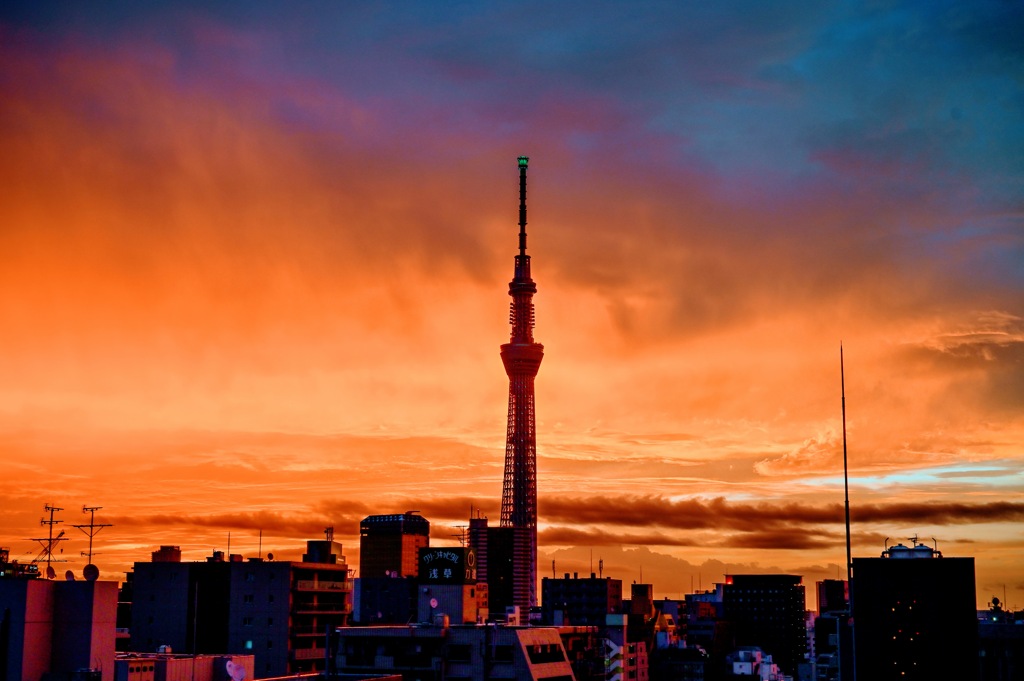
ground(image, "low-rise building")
xmin=0 ymin=577 xmax=117 ymax=681
xmin=333 ymin=623 xmax=577 ymax=680
xmin=130 ymin=536 xmax=352 ymax=677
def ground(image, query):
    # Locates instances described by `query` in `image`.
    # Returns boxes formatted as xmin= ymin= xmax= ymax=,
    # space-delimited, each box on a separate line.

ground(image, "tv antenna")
xmin=31 ymin=504 xmax=68 ymax=578
xmin=451 ymin=525 xmax=468 ymax=546
xmin=72 ymin=506 xmax=112 ymax=565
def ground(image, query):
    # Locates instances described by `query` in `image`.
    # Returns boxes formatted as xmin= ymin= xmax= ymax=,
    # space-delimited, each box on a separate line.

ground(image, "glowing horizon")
xmin=1 ymin=2 xmax=1022 ymax=611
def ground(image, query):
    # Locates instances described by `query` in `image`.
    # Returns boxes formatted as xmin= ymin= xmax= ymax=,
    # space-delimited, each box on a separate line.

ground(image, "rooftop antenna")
xmin=451 ymin=525 xmax=468 ymax=546
xmin=31 ymin=504 xmax=68 ymax=578
xmin=72 ymin=505 xmax=111 ymax=565
xmin=599 ymin=558 xmax=604 ymax=579
xmin=325 ymin=526 xmax=334 ymax=542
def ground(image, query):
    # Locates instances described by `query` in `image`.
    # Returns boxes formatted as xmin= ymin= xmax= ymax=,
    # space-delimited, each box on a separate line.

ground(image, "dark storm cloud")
xmin=541 ymin=495 xmax=1024 ymax=532
xmin=109 ymin=511 xmax=334 ymax=537
xmin=540 ymin=526 xmax=696 ymax=548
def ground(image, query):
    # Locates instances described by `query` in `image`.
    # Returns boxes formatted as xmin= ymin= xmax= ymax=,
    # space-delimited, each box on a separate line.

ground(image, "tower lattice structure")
xmin=499 ymin=156 xmax=543 ymax=609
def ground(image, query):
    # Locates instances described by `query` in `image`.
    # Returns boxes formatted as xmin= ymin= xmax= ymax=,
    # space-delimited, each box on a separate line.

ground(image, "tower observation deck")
xmin=499 ymin=156 xmax=543 ymax=609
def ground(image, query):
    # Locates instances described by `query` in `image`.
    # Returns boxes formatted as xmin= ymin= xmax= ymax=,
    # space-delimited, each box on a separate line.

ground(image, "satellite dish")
xmin=46 ymin=565 xmax=56 ymax=580
xmin=65 ymin=570 xmax=76 ymax=581
xmin=267 ymin=552 xmax=274 ymax=561
xmin=83 ymin=563 xmax=100 ymax=582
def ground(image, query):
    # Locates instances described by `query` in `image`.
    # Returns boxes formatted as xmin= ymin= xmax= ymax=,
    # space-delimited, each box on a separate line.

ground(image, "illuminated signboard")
xmin=418 ymin=547 xmax=477 ymax=584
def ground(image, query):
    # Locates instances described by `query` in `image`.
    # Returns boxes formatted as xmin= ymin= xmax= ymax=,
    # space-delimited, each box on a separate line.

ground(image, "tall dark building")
xmin=852 ymin=540 xmax=978 ymax=681
xmin=499 ymin=155 xmax=543 ymax=609
xmin=541 ymin=572 xmax=623 ymax=626
xmin=721 ymin=574 xmax=807 ymax=675
xmin=355 ymin=512 xmax=429 ymax=625
xmin=358 ymin=511 xmax=430 ymax=579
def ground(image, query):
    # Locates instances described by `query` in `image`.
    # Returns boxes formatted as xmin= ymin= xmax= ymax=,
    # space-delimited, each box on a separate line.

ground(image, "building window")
xmin=243 ymin=616 xmax=254 ymax=626
xmin=448 ymin=644 xmax=472 ymax=662
xmin=245 ymin=640 xmax=253 ymax=650
xmin=244 ymin=593 xmax=255 ymax=604
xmin=268 ymin=617 xmax=274 ymax=626
xmin=268 ymin=594 xmax=275 ymax=603
xmin=246 ymin=572 xmax=255 ymax=582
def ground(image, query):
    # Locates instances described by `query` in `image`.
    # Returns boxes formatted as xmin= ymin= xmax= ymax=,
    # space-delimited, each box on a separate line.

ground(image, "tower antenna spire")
xmin=518 ymin=156 xmax=528 ymax=256
xmin=501 ymin=155 xmax=544 ymax=609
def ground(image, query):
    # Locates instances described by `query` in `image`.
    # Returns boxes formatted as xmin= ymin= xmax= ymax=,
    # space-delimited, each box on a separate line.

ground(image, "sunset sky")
xmin=1 ymin=2 xmax=1022 ymax=610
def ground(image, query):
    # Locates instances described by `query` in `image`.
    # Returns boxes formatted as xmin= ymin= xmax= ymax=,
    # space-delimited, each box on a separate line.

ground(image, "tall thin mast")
xmin=842 ymin=344 xmax=852 ymax=583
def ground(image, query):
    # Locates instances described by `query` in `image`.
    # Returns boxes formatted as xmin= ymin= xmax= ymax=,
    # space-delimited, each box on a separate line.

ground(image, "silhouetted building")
xmin=725 ymin=646 xmax=782 ymax=679
xmin=115 ymin=653 xmax=254 ymax=681
xmin=416 ymin=546 xmax=487 ymax=624
xmin=813 ymin=579 xmax=852 ymax=681
xmin=354 ymin=576 xmax=418 ymax=625
xmin=542 ymin=572 xmax=624 ymax=626
xmin=606 ymin=612 xmax=650 ymax=681
xmin=359 ymin=512 xmax=430 ymax=579
xmin=630 ymin=583 xmax=655 ymax=621
xmin=0 ymin=546 xmax=40 ymax=579
xmin=816 ymin=579 xmax=848 ymax=615
xmin=130 ymin=537 xmax=351 ymax=678
xmin=649 ymin=645 xmax=708 ymax=681
xmin=499 ymin=156 xmax=544 ymax=610
xmin=150 ymin=545 xmax=182 ymax=563
xmin=334 ymin=623 xmax=577 ymax=680
xmin=355 ymin=512 xmax=430 ymax=625
xmin=468 ymin=519 xmax=530 ymax=621
xmin=978 ymin=601 xmax=1024 ymax=681
xmin=722 ymin=574 xmax=807 ymax=676
xmin=0 ymin=578 xmax=117 ymax=681
xmin=852 ymin=540 xmax=977 ymax=680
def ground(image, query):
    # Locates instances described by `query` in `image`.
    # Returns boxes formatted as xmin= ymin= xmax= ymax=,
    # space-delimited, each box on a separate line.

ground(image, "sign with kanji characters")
xmin=418 ymin=547 xmax=477 ymax=584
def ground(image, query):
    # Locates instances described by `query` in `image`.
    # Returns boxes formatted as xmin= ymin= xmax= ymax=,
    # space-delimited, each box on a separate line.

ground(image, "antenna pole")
xmin=842 ymin=344 xmax=859 ymax=681
xmin=32 ymin=504 xmax=68 ymax=578
xmin=841 ymin=345 xmax=852 ymax=583
xmin=73 ymin=506 xmax=112 ymax=565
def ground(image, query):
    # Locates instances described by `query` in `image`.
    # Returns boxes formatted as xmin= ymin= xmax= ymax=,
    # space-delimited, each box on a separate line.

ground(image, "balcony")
xmin=295 ymin=579 xmax=351 ymax=593
xmin=292 ymin=604 xmax=351 ymax=616
xmin=293 ymin=647 xmax=329 ymax=661
xmin=291 ymin=625 xmax=333 ymax=637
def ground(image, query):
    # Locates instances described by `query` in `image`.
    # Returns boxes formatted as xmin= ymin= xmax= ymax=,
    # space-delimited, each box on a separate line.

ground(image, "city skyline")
xmin=1 ymin=3 xmax=1022 ymax=610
